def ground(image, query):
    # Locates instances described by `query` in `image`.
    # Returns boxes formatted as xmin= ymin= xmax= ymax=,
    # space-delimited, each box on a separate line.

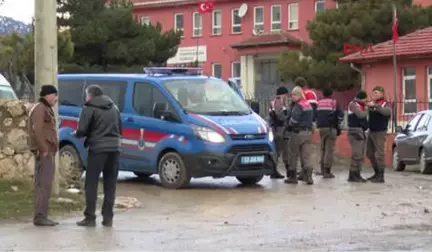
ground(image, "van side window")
xmin=58 ymin=79 xmax=84 ymax=106
xmin=133 ymin=82 xmax=172 ymax=118
xmin=85 ymin=80 xmax=127 ymax=111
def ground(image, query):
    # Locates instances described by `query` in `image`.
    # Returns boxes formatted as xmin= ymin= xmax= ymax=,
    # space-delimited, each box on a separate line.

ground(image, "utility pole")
xmin=34 ymin=0 xmax=60 ymax=195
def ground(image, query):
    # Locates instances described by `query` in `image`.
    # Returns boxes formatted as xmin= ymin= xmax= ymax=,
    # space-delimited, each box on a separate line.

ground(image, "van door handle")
xmin=125 ymin=117 xmax=134 ymax=122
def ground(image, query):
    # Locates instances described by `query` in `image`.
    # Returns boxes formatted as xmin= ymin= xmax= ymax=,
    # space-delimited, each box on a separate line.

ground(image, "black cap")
xmin=39 ymin=85 xmax=58 ymax=97
xmin=276 ymin=86 xmax=289 ymax=95
xmin=355 ymin=90 xmax=367 ymax=100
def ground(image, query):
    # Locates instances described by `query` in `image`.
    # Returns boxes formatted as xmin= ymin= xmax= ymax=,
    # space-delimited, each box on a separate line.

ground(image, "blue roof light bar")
xmin=143 ymin=67 xmax=202 ymax=76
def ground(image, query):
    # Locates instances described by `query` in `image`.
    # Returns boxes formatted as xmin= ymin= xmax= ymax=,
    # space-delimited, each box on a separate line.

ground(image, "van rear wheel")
xmin=236 ymin=175 xmax=264 ymax=185
xmin=158 ymin=152 xmax=190 ymax=189
xmin=59 ymin=144 xmax=83 ymax=188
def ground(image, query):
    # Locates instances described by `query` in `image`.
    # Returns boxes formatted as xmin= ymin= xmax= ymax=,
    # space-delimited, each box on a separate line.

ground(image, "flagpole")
xmin=392 ymin=4 xmax=398 ymax=131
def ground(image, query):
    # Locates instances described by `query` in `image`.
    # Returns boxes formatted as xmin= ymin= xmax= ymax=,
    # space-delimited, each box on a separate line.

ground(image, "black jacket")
xmin=287 ymin=99 xmax=314 ymax=131
xmin=75 ymin=95 xmax=122 ymax=153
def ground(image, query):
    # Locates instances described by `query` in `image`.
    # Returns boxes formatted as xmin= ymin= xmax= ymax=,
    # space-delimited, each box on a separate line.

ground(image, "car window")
xmin=133 ymin=82 xmax=174 ymax=119
xmin=59 ymin=79 xmax=85 ymax=106
xmin=406 ymin=114 xmax=423 ymax=131
xmin=0 ymin=86 xmax=17 ymax=100
xmin=416 ymin=115 xmax=431 ymax=132
xmin=85 ymin=79 xmax=127 ymax=111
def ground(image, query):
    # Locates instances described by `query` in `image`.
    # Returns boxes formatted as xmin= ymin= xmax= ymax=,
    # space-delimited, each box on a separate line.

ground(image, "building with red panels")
xmin=340 ymin=26 xmax=432 ymax=123
xmin=413 ymin=0 xmax=431 ymax=6
xmin=132 ymin=0 xmax=337 ymax=97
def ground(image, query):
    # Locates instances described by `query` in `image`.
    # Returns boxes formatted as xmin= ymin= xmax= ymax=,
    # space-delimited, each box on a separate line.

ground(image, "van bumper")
xmin=182 ymin=150 xmax=277 ymax=178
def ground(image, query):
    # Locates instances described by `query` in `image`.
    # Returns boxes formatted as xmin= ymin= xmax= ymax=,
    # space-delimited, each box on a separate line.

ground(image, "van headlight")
xmin=268 ymin=128 xmax=274 ymax=142
xmin=192 ymin=125 xmax=226 ymax=143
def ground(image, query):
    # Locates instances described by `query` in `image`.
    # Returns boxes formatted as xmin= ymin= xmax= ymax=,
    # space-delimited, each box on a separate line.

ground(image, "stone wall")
xmin=0 ymin=100 xmax=34 ymax=180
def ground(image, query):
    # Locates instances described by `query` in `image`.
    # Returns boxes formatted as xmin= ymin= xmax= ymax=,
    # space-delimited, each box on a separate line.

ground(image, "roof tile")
xmin=339 ymin=26 xmax=432 ymax=63
xmin=231 ymin=32 xmax=303 ymax=49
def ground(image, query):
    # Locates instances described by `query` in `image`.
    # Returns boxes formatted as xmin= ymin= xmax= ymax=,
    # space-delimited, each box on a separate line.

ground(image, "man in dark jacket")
xmin=347 ymin=90 xmax=368 ymax=182
xmin=316 ymin=87 xmax=344 ymax=178
xmin=284 ymin=86 xmax=314 ymax=185
xmin=366 ymin=86 xmax=391 ymax=183
xmin=268 ymin=86 xmax=290 ymax=179
xmin=75 ymin=85 xmax=122 ymax=227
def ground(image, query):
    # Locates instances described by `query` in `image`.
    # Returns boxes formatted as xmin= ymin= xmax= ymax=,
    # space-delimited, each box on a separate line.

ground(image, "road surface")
xmin=1 ymin=166 xmax=432 ymax=251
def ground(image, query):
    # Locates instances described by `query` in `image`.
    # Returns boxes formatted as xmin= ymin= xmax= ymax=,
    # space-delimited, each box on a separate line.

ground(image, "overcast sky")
xmin=0 ymin=0 xmax=34 ymax=24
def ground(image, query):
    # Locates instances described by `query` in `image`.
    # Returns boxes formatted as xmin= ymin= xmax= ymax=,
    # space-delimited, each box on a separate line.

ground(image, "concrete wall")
xmin=0 ymin=100 xmax=34 ymax=179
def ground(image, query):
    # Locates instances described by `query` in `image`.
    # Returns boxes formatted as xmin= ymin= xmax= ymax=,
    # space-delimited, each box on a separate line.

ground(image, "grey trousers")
xmin=34 ymin=152 xmax=55 ymax=221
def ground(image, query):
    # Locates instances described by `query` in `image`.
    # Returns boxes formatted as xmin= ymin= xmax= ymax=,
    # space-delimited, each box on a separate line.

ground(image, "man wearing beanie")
xmin=284 ymin=86 xmax=315 ymax=185
xmin=347 ymin=90 xmax=369 ymax=182
xmin=28 ymin=85 xmax=59 ymax=226
xmin=366 ymin=86 xmax=391 ymax=183
xmin=75 ymin=84 xmax=122 ymax=227
xmin=316 ymin=87 xmax=344 ymax=178
xmin=268 ymin=86 xmax=290 ymax=179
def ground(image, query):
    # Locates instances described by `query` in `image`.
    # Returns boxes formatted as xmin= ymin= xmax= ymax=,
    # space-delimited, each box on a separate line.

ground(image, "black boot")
xmin=33 ymin=218 xmax=59 ymax=226
xmin=102 ymin=219 xmax=113 ymax=227
xmin=367 ymin=167 xmax=378 ymax=181
xmin=284 ymin=170 xmax=298 ymax=184
xmin=305 ymin=170 xmax=314 ymax=185
xmin=370 ymin=171 xmax=385 ymax=183
xmin=270 ymin=165 xmax=284 ymax=179
xmin=323 ymin=167 xmax=335 ymax=179
xmin=348 ymin=171 xmax=367 ymax=183
xmin=76 ymin=218 xmax=96 ymax=227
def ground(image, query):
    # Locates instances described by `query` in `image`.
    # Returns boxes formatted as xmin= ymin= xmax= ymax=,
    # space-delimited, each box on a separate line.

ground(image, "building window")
xmin=231 ymin=8 xmax=241 ymax=33
xmin=212 ymin=63 xmax=222 ymax=78
xmin=428 ymin=67 xmax=432 ymax=109
xmin=315 ymin=0 xmax=325 ymax=13
xmin=271 ymin=5 xmax=281 ymax=31
xmin=174 ymin=13 xmax=184 ymax=35
xmin=193 ymin=12 xmax=202 ymax=37
xmin=403 ymin=67 xmax=416 ymax=114
xmin=212 ymin=10 xmax=222 ymax=35
xmin=231 ymin=62 xmax=241 ymax=78
xmin=288 ymin=3 xmax=299 ymax=30
xmin=141 ymin=16 xmax=150 ymax=25
xmin=254 ymin=6 xmax=264 ymax=32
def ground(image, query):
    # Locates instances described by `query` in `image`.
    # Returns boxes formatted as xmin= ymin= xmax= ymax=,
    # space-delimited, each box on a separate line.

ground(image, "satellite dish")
xmin=238 ymin=3 xmax=248 ymax=18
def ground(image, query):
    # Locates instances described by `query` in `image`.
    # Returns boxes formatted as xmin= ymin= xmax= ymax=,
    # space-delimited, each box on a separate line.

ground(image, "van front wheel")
xmin=236 ymin=175 xmax=264 ymax=185
xmin=158 ymin=152 xmax=190 ymax=189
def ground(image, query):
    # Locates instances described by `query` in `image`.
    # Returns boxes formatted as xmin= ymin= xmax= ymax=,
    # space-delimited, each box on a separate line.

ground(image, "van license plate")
xmin=240 ymin=156 xmax=265 ymax=164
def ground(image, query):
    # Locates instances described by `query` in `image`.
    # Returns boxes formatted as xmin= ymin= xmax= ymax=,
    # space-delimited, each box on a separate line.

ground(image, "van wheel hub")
xmin=162 ymin=159 xmax=180 ymax=183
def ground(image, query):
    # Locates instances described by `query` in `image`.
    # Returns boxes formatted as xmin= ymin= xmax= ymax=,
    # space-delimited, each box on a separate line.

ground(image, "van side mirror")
xmin=250 ymin=101 xmax=260 ymax=114
xmin=395 ymin=126 xmax=403 ymax=133
xmin=153 ymin=102 xmax=173 ymax=121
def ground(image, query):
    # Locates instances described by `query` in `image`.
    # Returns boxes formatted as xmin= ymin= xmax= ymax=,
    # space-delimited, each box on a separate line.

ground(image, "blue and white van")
xmin=58 ymin=68 xmax=276 ymax=189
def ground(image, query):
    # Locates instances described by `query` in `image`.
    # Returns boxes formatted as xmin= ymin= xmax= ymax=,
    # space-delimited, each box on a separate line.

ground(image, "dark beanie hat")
xmin=40 ymin=85 xmax=58 ymax=97
xmin=276 ymin=86 xmax=289 ymax=95
xmin=355 ymin=90 xmax=367 ymax=99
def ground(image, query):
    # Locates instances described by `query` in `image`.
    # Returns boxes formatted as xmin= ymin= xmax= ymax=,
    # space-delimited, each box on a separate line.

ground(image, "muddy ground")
xmin=1 ymin=162 xmax=432 ymax=251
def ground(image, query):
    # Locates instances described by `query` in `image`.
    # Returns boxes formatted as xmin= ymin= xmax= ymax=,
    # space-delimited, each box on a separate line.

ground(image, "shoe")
xmin=348 ymin=171 xmax=367 ymax=183
xmin=284 ymin=171 xmax=298 ymax=184
xmin=102 ymin=220 xmax=113 ymax=227
xmin=370 ymin=172 xmax=385 ymax=183
xmin=33 ymin=218 xmax=59 ymax=226
xmin=305 ymin=170 xmax=314 ymax=185
xmin=323 ymin=168 xmax=335 ymax=179
xmin=76 ymin=218 xmax=96 ymax=227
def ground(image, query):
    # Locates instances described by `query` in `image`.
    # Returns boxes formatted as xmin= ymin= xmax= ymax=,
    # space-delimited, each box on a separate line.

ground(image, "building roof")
xmin=231 ymin=32 xmax=303 ymax=49
xmin=339 ymin=26 xmax=432 ymax=63
xmin=132 ymin=0 xmax=232 ymax=8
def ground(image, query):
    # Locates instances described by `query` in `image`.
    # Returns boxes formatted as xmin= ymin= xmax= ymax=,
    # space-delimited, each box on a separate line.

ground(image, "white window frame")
xmin=141 ymin=16 xmax=150 ymax=25
xmin=253 ymin=6 xmax=264 ymax=32
xmin=193 ymin=12 xmax=202 ymax=37
xmin=212 ymin=63 xmax=222 ymax=78
xmin=231 ymin=62 xmax=241 ymax=78
xmin=288 ymin=3 xmax=299 ymax=30
xmin=212 ymin=10 xmax=222 ymax=35
xmin=315 ymin=0 xmax=325 ymax=13
xmin=271 ymin=5 xmax=281 ymax=32
xmin=403 ymin=68 xmax=417 ymax=115
xmin=231 ymin=8 xmax=241 ymax=34
xmin=428 ymin=67 xmax=432 ymax=109
xmin=174 ymin=13 xmax=184 ymax=34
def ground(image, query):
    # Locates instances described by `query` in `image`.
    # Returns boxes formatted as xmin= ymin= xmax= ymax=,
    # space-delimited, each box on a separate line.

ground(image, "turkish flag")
xmin=198 ymin=1 xmax=214 ymax=13
xmin=392 ymin=6 xmax=399 ymax=43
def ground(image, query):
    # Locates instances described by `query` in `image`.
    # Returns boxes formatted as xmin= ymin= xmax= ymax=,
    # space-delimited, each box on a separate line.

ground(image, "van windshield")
xmin=163 ymin=78 xmax=250 ymax=115
xmin=0 ymin=86 xmax=17 ymax=100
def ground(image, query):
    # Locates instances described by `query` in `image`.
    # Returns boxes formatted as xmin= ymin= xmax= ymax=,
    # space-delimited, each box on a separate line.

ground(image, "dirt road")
xmin=1 ymin=166 xmax=432 ymax=251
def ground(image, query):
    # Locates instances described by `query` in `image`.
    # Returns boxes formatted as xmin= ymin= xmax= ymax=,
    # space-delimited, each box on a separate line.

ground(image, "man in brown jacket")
xmin=28 ymin=85 xmax=59 ymax=226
